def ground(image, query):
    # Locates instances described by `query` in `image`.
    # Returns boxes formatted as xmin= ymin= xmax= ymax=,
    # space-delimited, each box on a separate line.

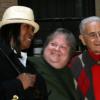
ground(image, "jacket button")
xmin=12 ymin=95 xmax=19 ymax=100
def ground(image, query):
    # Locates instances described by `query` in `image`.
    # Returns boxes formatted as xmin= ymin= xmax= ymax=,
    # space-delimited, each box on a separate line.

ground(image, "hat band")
xmin=3 ymin=18 xmax=34 ymax=21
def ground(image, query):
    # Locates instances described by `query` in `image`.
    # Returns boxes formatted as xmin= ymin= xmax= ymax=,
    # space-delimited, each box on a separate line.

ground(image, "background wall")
xmin=0 ymin=0 xmax=17 ymax=19
xmin=95 ymin=0 xmax=100 ymax=16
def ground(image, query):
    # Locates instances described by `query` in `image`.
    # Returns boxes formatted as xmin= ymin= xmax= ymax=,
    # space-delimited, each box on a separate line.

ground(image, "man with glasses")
xmin=69 ymin=16 xmax=100 ymax=100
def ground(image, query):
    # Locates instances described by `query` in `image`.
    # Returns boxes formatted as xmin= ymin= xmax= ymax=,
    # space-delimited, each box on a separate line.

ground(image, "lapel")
xmin=0 ymin=42 xmax=25 ymax=74
xmin=82 ymin=51 xmax=95 ymax=100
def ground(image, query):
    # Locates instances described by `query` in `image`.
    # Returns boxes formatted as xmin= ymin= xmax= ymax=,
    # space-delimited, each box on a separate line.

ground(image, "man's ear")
xmin=79 ymin=34 xmax=86 ymax=46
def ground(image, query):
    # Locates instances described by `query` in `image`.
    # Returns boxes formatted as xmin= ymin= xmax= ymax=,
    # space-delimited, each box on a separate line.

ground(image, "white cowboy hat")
xmin=0 ymin=6 xmax=39 ymax=33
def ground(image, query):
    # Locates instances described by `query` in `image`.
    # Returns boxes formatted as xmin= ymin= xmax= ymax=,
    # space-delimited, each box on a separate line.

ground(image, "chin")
xmin=22 ymin=46 xmax=30 ymax=50
xmin=54 ymin=66 xmax=65 ymax=69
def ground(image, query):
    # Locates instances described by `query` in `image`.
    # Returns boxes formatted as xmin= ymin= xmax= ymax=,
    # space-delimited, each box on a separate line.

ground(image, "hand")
xmin=17 ymin=73 xmax=36 ymax=90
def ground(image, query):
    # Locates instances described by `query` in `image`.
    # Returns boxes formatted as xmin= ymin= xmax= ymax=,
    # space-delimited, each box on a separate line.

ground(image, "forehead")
xmin=49 ymin=34 xmax=69 ymax=46
xmin=85 ymin=22 xmax=100 ymax=33
xmin=21 ymin=23 xmax=34 ymax=28
xmin=51 ymin=34 xmax=67 ymax=42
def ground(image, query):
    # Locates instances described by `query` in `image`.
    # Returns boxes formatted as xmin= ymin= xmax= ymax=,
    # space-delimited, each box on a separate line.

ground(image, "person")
xmin=29 ymin=28 xmax=78 ymax=100
xmin=68 ymin=16 xmax=100 ymax=100
xmin=0 ymin=6 xmax=48 ymax=100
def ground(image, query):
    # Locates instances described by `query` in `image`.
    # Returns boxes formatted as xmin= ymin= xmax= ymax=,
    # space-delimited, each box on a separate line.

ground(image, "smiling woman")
xmin=43 ymin=33 xmax=70 ymax=69
xmin=0 ymin=5 xmax=47 ymax=100
xmin=29 ymin=28 xmax=78 ymax=100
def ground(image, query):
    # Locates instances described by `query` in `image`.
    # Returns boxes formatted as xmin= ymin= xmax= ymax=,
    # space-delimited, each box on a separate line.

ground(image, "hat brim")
xmin=0 ymin=19 xmax=39 ymax=33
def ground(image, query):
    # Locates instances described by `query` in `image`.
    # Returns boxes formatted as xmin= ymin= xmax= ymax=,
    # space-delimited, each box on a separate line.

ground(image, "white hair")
xmin=79 ymin=16 xmax=100 ymax=34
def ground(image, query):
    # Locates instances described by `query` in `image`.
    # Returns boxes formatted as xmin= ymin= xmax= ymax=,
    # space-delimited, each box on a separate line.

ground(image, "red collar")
xmin=88 ymin=50 xmax=100 ymax=61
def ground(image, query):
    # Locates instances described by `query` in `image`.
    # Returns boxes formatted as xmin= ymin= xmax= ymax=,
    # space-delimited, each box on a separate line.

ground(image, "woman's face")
xmin=20 ymin=23 xmax=34 ymax=50
xmin=43 ymin=34 xmax=71 ymax=69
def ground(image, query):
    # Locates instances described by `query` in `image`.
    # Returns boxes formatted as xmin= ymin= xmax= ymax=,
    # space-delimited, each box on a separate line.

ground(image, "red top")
xmin=88 ymin=50 xmax=100 ymax=100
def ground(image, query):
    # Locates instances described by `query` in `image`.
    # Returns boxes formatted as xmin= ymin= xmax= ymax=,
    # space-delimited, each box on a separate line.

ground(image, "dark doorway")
xmin=18 ymin=0 xmax=95 ymax=55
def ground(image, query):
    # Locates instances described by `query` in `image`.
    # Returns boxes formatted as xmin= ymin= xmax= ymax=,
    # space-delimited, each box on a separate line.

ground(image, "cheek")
xmin=20 ymin=37 xmax=25 ymax=47
xmin=64 ymin=52 xmax=69 ymax=60
xmin=20 ymin=33 xmax=24 ymax=42
xmin=64 ymin=49 xmax=70 ymax=59
xmin=86 ymin=39 xmax=95 ymax=46
xmin=90 ymin=39 xmax=95 ymax=42
xmin=85 ymin=40 xmax=96 ymax=51
xmin=62 ymin=47 xmax=70 ymax=54
xmin=45 ymin=47 xmax=52 ymax=55
xmin=45 ymin=45 xmax=53 ymax=52
xmin=83 ymin=38 xmax=93 ymax=46
xmin=44 ymin=47 xmax=56 ymax=58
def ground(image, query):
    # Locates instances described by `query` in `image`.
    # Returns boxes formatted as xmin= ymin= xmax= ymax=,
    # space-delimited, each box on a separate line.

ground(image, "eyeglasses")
xmin=84 ymin=31 xmax=100 ymax=39
xmin=49 ymin=42 xmax=68 ymax=51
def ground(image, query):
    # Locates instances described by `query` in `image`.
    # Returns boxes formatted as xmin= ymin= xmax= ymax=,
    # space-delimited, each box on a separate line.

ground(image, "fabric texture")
xmin=69 ymin=50 xmax=100 ymax=100
xmin=0 ymin=41 xmax=48 ymax=100
xmin=29 ymin=56 xmax=78 ymax=100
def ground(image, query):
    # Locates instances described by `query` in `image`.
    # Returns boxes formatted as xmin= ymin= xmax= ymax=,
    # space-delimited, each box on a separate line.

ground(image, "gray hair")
xmin=79 ymin=16 xmax=100 ymax=34
xmin=43 ymin=28 xmax=76 ymax=56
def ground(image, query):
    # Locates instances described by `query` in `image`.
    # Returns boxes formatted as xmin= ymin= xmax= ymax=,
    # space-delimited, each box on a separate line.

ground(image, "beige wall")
xmin=0 ymin=0 xmax=17 ymax=19
xmin=95 ymin=0 xmax=100 ymax=16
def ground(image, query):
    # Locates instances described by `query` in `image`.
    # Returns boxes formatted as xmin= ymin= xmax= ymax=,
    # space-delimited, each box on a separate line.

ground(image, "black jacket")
xmin=0 ymin=42 xmax=48 ymax=100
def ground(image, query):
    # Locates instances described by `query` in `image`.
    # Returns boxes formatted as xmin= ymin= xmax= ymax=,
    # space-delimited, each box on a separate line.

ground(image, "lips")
xmin=27 ymin=35 xmax=32 ymax=42
xmin=51 ymin=51 xmax=60 ymax=57
xmin=95 ymin=44 xmax=100 ymax=46
xmin=27 ymin=38 xmax=31 ymax=41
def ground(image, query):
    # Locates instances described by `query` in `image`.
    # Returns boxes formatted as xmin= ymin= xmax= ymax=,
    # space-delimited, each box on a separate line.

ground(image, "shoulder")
xmin=28 ymin=56 xmax=47 ymax=72
xmin=28 ymin=56 xmax=40 ymax=62
xmin=68 ymin=55 xmax=81 ymax=68
xmin=28 ymin=56 xmax=43 ymax=65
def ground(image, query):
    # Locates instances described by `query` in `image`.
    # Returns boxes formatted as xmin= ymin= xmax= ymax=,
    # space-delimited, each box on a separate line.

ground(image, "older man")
xmin=69 ymin=16 xmax=100 ymax=100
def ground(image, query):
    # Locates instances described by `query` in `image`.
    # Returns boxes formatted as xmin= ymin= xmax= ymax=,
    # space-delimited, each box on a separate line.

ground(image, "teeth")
xmin=27 ymin=38 xmax=31 ymax=41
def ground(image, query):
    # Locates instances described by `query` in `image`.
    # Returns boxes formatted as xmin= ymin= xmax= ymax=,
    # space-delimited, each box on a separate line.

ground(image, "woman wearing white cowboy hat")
xmin=0 ymin=6 xmax=48 ymax=100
